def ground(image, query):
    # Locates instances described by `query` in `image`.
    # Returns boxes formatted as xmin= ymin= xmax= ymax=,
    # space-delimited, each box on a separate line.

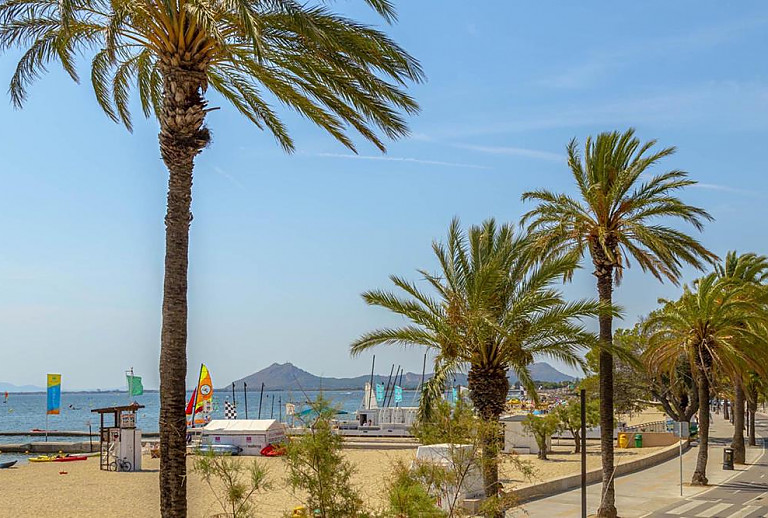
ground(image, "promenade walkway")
xmin=508 ymin=412 xmax=767 ymax=517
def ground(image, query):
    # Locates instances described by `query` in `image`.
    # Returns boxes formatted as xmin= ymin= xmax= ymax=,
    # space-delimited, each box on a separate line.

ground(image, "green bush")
xmin=192 ymin=450 xmax=271 ymax=518
xmin=284 ymin=395 xmax=366 ymax=518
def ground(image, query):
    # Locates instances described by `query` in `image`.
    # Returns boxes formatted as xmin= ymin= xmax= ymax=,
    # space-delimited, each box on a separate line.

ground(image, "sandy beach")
xmin=1 ymin=435 xmax=670 ymax=517
xmin=0 ymin=449 xmax=417 ymax=518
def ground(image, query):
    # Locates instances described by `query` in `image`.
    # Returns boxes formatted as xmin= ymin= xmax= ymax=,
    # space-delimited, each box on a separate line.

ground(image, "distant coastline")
xmin=2 ymin=361 xmax=577 ymax=395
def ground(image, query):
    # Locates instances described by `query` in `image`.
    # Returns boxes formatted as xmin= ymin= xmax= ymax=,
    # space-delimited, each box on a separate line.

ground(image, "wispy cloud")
xmin=692 ymin=183 xmax=766 ymax=198
xmin=455 ymin=144 xmax=564 ymax=162
xmin=213 ymin=166 xmax=245 ymax=188
xmin=537 ymin=61 xmax=615 ymax=90
xmin=314 ymin=153 xmax=490 ymax=170
xmin=415 ymin=81 xmax=768 ymax=140
xmin=536 ymin=16 xmax=768 ymax=90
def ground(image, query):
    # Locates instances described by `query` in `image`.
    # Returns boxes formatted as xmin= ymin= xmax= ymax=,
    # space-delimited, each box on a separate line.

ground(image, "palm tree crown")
xmin=646 ymin=274 xmax=766 ymax=379
xmin=0 ymin=0 xmax=423 ymax=151
xmin=521 ymin=128 xmax=715 ymax=282
xmin=351 ymin=218 xmax=602 ymax=417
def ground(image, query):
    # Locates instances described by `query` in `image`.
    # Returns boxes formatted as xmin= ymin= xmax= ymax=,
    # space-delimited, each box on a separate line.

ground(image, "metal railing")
xmin=621 ymin=420 xmax=668 ymax=433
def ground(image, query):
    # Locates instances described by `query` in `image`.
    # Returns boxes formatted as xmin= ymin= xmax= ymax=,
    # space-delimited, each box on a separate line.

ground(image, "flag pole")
xmin=232 ymin=382 xmax=237 ymax=417
xmin=127 ymin=367 xmax=134 ymax=405
xmin=190 ymin=363 xmax=203 ymax=429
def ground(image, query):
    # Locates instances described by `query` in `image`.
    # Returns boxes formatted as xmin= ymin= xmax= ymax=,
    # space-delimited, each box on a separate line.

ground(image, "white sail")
xmin=361 ymin=382 xmax=379 ymax=410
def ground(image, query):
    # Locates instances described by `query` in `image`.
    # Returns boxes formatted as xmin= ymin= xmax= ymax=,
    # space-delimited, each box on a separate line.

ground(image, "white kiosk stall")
xmin=201 ymin=419 xmax=286 ymax=456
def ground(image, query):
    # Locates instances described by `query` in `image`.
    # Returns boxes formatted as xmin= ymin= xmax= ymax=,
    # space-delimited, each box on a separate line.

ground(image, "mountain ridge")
xmin=0 ymin=382 xmax=45 ymax=393
xmin=225 ymin=361 xmax=576 ymax=391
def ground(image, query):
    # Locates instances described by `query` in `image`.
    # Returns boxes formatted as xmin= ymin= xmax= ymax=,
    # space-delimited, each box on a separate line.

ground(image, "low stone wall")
xmin=512 ymin=439 xmax=690 ymax=503
xmin=619 ymin=432 xmax=678 ymax=448
xmin=0 ymin=441 xmax=97 ymax=454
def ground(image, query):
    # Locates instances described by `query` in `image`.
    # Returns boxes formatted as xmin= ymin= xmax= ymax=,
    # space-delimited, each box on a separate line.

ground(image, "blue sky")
xmin=1 ymin=2 xmax=767 ymax=390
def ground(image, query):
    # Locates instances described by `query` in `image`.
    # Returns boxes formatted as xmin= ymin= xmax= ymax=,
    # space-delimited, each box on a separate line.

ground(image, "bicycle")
xmin=108 ymin=458 xmax=133 ymax=472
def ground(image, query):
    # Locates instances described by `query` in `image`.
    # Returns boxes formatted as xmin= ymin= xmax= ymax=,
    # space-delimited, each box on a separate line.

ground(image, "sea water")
xmin=0 ymin=389 xmax=420 ymax=464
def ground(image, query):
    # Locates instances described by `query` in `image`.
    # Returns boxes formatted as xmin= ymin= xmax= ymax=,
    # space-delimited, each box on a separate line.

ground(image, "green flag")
xmin=126 ymin=375 xmax=144 ymax=396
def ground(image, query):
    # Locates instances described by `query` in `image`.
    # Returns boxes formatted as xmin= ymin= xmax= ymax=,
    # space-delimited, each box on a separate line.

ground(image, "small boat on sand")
xmin=190 ymin=444 xmax=242 ymax=456
xmin=259 ymin=444 xmax=285 ymax=457
xmin=28 ymin=455 xmax=57 ymax=463
xmin=53 ymin=455 xmax=87 ymax=462
xmin=0 ymin=460 xmax=17 ymax=469
xmin=29 ymin=454 xmax=88 ymax=463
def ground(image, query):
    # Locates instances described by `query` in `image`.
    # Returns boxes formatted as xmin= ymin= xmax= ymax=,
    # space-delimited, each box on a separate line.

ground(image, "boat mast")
xmin=382 ymin=364 xmax=395 ymax=409
xmin=244 ymin=381 xmax=248 ymax=419
xmin=367 ymin=355 xmax=376 ymax=409
xmin=258 ymin=382 xmax=265 ymax=419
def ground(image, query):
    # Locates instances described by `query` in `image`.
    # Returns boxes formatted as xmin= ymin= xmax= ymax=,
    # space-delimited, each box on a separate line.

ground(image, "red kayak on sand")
xmin=260 ymin=444 xmax=285 ymax=457
xmin=53 ymin=455 xmax=87 ymax=462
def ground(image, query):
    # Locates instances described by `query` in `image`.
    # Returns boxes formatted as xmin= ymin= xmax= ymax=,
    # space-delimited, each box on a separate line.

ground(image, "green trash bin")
xmin=634 ymin=434 xmax=643 ymax=448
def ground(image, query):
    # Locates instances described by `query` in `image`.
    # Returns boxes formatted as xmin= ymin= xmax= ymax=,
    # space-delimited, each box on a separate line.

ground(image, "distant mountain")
xmin=227 ymin=362 xmax=575 ymax=391
xmin=0 ymin=382 xmax=44 ymax=393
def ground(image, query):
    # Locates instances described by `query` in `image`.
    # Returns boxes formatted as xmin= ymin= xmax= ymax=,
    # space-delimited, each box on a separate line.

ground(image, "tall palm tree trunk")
xmin=723 ymin=400 xmax=729 ymax=421
xmin=692 ymin=353 xmax=711 ymax=486
xmin=468 ymin=365 xmax=509 ymax=518
xmin=732 ymin=381 xmax=746 ymax=464
xmin=595 ymin=270 xmax=616 ymax=518
xmin=158 ymin=64 xmax=210 ymax=518
xmin=748 ymin=387 xmax=757 ymax=447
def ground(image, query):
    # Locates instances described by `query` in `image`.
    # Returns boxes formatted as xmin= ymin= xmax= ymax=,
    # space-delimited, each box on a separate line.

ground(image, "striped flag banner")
xmin=47 ymin=374 xmax=61 ymax=415
xmin=224 ymin=400 xmax=237 ymax=420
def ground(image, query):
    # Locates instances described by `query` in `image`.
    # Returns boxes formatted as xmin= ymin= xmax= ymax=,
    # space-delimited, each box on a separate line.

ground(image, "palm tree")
xmin=645 ymin=273 xmax=768 ymax=485
xmin=0 ymin=2 xmax=422 ymax=515
xmin=521 ymin=129 xmax=715 ymax=517
xmin=714 ymin=251 xmax=768 ymax=463
xmin=351 ymin=218 xmax=604 ymax=518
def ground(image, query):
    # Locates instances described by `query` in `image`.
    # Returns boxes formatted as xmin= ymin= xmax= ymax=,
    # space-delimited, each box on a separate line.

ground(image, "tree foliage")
xmin=192 ymin=451 xmax=271 ymax=518
xmin=351 ymin=218 xmax=602 ymax=419
xmin=522 ymin=413 xmax=559 ymax=460
xmin=385 ymin=460 xmax=444 ymax=517
xmin=412 ymin=398 xmax=476 ymax=446
xmin=284 ymin=396 xmax=365 ymax=518
xmin=552 ymin=399 xmax=600 ymax=454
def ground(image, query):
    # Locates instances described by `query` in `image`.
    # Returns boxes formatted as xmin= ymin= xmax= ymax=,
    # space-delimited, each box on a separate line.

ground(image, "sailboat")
xmin=186 ymin=364 xmax=213 ymax=427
